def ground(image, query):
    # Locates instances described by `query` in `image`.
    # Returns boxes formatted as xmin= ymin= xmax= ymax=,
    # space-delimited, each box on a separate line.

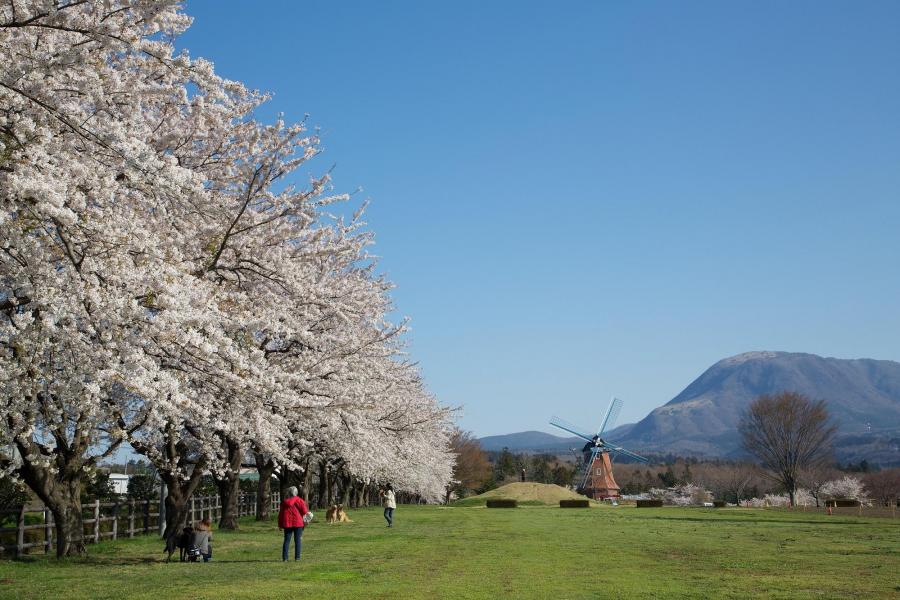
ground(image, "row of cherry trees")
xmin=0 ymin=1 xmax=454 ymax=556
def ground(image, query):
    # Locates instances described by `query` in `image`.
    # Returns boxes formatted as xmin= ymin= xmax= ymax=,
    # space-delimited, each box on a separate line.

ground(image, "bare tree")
xmin=739 ymin=392 xmax=837 ymax=506
xmin=862 ymin=468 xmax=900 ymax=506
xmin=695 ymin=462 xmax=761 ymax=504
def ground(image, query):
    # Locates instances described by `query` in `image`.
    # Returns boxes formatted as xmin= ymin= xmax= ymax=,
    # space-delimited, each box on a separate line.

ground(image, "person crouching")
xmin=192 ymin=518 xmax=213 ymax=562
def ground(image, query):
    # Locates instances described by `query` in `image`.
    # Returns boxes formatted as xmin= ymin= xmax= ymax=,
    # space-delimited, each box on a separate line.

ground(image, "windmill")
xmin=550 ymin=398 xmax=648 ymax=500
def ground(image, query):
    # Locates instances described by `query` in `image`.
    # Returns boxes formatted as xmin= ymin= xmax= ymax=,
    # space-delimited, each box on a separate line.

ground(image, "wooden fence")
xmin=0 ymin=492 xmax=281 ymax=558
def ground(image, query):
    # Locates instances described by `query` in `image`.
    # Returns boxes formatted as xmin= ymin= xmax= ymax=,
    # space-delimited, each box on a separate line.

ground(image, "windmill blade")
xmin=601 ymin=442 xmax=648 ymax=463
xmin=598 ymin=397 xmax=623 ymax=436
xmin=549 ymin=416 xmax=595 ymax=442
xmin=580 ymin=447 xmax=600 ymax=488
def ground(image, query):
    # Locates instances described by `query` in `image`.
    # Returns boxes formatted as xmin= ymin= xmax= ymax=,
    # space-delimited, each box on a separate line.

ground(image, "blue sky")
xmin=180 ymin=1 xmax=900 ymax=437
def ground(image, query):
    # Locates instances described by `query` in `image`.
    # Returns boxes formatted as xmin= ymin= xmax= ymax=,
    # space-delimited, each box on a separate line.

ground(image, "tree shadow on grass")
xmin=642 ymin=515 xmax=873 ymax=526
xmin=5 ymin=556 xmax=287 ymax=566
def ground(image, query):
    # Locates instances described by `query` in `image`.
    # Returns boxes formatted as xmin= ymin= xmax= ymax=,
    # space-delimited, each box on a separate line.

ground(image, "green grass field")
xmin=1 ymin=505 xmax=897 ymax=599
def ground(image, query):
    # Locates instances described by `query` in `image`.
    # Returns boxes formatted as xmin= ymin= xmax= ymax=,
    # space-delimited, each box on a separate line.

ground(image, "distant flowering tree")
xmin=821 ymin=476 xmax=867 ymax=502
xmin=649 ymin=484 xmax=712 ymax=505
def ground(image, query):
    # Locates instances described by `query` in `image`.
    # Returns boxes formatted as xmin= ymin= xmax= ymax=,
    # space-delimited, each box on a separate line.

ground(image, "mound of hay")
xmin=454 ymin=482 xmax=592 ymax=507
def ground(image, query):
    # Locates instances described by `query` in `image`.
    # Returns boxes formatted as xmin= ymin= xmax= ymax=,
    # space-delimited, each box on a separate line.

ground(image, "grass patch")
xmin=453 ymin=482 xmax=594 ymax=507
xmin=1 ymin=505 xmax=897 ymax=599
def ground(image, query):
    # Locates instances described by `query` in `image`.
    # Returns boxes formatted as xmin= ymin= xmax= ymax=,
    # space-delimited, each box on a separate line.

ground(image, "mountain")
xmin=613 ymin=351 xmax=900 ymax=464
xmin=478 ymin=424 xmax=635 ymax=453
xmin=478 ymin=431 xmax=581 ymax=453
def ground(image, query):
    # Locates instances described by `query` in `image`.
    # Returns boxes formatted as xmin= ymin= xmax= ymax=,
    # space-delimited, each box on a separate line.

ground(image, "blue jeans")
xmin=384 ymin=507 xmax=394 ymax=527
xmin=282 ymin=527 xmax=303 ymax=561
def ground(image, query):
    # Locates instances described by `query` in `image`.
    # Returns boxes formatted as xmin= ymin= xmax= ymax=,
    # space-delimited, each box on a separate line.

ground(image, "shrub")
xmin=559 ymin=499 xmax=590 ymax=508
xmin=486 ymin=499 xmax=517 ymax=508
xmin=712 ymin=501 xmax=726 ymax=508
xmin=636 ymin=499 xmax=663 ymax=508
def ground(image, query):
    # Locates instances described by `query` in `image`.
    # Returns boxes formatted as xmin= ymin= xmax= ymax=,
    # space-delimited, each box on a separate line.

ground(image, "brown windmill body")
xmin=581 ymin=450 xmax=621 ymax=500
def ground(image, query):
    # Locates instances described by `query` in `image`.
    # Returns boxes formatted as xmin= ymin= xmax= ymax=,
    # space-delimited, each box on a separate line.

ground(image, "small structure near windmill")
xmin=550 ymin=398 xmax=648 ymax=500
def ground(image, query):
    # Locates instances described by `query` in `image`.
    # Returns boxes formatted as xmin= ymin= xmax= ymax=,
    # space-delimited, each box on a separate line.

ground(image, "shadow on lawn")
xmin=643 ymin=515 xmax=875 ymax=526
xmin=4 ymin=556 xmax=287 ymax=566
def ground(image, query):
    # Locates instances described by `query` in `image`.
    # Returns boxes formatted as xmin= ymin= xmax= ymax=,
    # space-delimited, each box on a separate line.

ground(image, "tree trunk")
xmin=49 ymin=497 xmax=86 ymax=558
xmin=341 ymin=475 xmax=352 ymax=506
xmin=128 ymin=421 xmax=207 ymax=550
xmin=163 ymin=487 xmax=190 ymax=543
xmin=255 ymin=454 xmax=275 ymax=521
xmin=215 ymin=436 xmax=243 ymax=530
xmin=318 ymin=460 xmax=329 ymax=509
xmin=159 ymin=460 xmax=208 ymax=550
xmin=278 ymin=465 xmax=293 ymax=498
xmin=14 ymin=445 xmax=87 ymax=557
xmin=301 ymin=459 xmax=312 ymax=503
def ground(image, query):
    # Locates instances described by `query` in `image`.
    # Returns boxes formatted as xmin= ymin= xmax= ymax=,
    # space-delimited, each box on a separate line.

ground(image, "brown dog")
xmin=325 ymin=504 xmax=353 ymax=523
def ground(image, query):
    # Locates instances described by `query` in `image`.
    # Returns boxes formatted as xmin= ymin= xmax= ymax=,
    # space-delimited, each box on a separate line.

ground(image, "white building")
xmin=109 ymin=473 xmax=130 ymax=495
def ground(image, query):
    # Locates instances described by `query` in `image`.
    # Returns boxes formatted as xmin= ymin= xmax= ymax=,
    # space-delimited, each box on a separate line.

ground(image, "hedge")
xmin=636 ymin=499 xmax=663 ymax=508
xmin=559 ymin=499 xmax=590 ymax=508
xmin=485 ymin=499 xmax=517 ymax=508
xmin=826 ymin=499 xmax=860 ymax=508
xmin=712 ymin=501 xmax=726 ymax=508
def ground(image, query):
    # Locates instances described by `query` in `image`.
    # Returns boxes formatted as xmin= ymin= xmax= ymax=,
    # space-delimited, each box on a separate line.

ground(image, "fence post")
xmin=93 ymin=500 xmax=100 ymax=544
xmin=44 ymin=507 xmax=52 ymax=554
xmin=111 ymin=502 xmax=119 ymax=541
xmin=128 ymin=500 xmax=135 ymax=538
xmin=143 ymin=499 xmax=150 ymax=534
xmin=16 ymin=505 xmax=26 ymax=558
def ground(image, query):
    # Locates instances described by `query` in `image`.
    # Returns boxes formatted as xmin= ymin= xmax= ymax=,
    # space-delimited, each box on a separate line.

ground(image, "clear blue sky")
xmin=180 ymin=1 xmax=900 ymax=437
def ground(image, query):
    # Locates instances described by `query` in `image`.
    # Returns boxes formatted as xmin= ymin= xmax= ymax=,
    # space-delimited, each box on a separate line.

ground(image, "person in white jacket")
xmin=380 ymin=485 xmax=396 ymax=527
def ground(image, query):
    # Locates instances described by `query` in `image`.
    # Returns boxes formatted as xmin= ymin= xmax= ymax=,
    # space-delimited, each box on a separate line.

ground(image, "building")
xmin=109 ymin=473 xmax=130 ymax=495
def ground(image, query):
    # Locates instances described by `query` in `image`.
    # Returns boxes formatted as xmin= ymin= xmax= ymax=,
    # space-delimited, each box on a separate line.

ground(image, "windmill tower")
xmin=550 ymin=398 xmax=648 ymax=500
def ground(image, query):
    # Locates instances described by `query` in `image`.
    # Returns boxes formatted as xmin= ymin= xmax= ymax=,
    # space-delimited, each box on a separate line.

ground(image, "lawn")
xmin=0 ymin=505 xmax=897 ymax=599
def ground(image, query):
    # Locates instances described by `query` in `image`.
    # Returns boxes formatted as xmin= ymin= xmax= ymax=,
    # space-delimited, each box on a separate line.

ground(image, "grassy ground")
xmin=1 ymin=505 xmax=897 ymax=599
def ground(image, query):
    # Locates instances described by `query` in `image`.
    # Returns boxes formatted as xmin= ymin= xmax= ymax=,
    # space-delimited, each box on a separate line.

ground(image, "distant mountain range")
xmin=479 ymin=351 xmax=900 ymax=465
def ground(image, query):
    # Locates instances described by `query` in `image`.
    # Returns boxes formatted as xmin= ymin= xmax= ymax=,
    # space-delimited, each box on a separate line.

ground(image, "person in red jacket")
xmin=278 ymin=486 xmax=309 ymax=561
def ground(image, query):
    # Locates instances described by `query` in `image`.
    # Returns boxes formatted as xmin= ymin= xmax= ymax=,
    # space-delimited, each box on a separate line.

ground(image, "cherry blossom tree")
xmin=1 ymin=0 xmax=456 ymax=554
xmin=0 ymin=0 xmax=211 ymax=556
